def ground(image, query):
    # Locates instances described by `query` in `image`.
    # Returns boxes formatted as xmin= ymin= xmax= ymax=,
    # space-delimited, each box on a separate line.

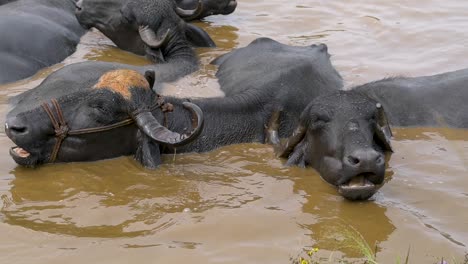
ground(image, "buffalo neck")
xmin=161 ymin=29 xmax=197 ymax=64
xmin=146 ymin=32 xmax=199 ymax=84
xmin=152 ymin=94 xmax=270 ymax=153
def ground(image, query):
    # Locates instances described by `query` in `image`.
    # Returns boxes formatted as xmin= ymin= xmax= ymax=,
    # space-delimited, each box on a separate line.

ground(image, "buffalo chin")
xmin=338 ymin=173 xmax=379 ymax=200
xmin=10 ymin=147 xmax=39 ymax=167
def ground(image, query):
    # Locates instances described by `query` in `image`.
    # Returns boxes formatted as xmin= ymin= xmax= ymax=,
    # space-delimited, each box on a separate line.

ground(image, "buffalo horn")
xmin=276 ymin=124 xmax=307 ymax=158
xmin=138 ymin=26 xmax=170 ymax=49
xmin=375 ymin=103 xmax=393 ymax=152
xmin=175 ymin=0 xmax=203 ymax=20
xmin=134 ymin=102 xmax=204 ymax=147
xmin=265 ymin=110 xmax=281 ymax=145
xmin=74 ymin=0 xmax=83 ymax=9
xmin=265 ymin=110 xmax=307 ymax=158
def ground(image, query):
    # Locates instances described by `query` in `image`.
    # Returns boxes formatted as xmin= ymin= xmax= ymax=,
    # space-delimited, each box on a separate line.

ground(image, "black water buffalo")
xmin=175 ymin=0 xmax=237 ymax=20
xmin=75 ymin=0 xmax=216 ymax=60
xmin=5 ymin=37 xmax=396 ymax=201
xmin=76 ymin=0 xmax=215 ymax=84
xmin=0 ymin=0 xmax=86 ymax=84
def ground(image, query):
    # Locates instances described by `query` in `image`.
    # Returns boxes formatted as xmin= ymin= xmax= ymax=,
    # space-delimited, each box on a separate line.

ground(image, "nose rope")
xmin=41 ymin=99 xmax=70 ymax=163
xmin=40 ymin=96 xmax=173 ymax=163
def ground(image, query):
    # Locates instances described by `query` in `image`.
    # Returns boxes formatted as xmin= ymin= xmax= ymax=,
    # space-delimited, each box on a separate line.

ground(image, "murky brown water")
xmin=1 ymin=0 xmax=468 ymax=263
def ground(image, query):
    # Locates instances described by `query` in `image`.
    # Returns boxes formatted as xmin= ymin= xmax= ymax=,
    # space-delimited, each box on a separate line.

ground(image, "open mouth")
xmin=338 ymin=173 xmax=378 ymax=200
xmin=9 ymin=146 xmax=38 ymax=167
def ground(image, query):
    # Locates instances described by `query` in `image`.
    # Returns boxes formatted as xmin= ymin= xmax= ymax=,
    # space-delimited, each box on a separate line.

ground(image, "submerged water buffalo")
xmin=5 ymin=37 xmax=398 ymax=201
xmin=175 ymin=0 xmax=237 ymax=20
xmin=76 ymin=0 xmax=216 ymax=85
xmin=75 ymin=0 xmax=216 ymax=59
xmin=0 ymin=0 xmax=86 ymax=84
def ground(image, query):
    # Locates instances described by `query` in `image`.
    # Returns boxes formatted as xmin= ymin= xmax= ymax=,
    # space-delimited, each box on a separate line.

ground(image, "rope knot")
xmin=161 ymin=102 xmax=174 ymax=112
xmin=55 ymin=125 xmax=69 ymax=139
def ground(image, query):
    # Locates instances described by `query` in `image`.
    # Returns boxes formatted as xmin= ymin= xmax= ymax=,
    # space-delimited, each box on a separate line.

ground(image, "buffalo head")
xmin=176 ymin=0 xmax=237 ymax=20
xmin=268 ymin=90 xmax=393 ymax=200
xmin=75 ymin=0 xmax=215 ymax=61
xmin=5 ymin=69 xmax=203 ymax=168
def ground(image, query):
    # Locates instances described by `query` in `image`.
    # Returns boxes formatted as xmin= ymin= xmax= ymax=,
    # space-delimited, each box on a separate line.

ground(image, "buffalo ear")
xmin=120 ymin=3 xmax=135 ymax=23
xmin=144 ymin=70 xmax=156 ymax=89
xmin=375 ymin=103 xmax=393 ymax=152
xmin=265 ymin=110 xmax=308 ymax=159
xmin=185 ymin=23 xmax=216 ymax=47
xmin=134 ymin=131 xmax=162 ymax=169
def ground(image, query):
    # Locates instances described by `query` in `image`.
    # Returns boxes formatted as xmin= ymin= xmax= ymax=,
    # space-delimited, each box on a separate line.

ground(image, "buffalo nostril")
xmin=347 ymin=155 xmax=360 ymax=166
xmin=9 ymin=125 xmax=27 ymax=134
xmin=376 ymin=155 xmax=384 ymax=165
xmin=5 ymin=116 xmax=29 ymax=137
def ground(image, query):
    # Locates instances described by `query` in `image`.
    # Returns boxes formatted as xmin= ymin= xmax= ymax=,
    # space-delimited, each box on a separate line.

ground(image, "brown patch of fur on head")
xmin=93 ymin=69 xmax=150 ymax=99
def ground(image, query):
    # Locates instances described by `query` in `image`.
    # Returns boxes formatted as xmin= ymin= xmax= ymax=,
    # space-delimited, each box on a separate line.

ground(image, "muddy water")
xmin=0 ymin=0 xmax=468 ymax=263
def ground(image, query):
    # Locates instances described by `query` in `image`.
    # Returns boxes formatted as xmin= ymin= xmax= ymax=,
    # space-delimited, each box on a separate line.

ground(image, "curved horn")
xmin=175 ymin=0 xmax=203 ymax=20
xmin=133 ymin=102 xmax=204 ymax=147
xmin=276 ymin=124 xmax=307 ymax=158
xmin=74 ymin=0 xmax=83 ymax=9
xmin=138 ymin=26 xmax=171 ymax=49
xmin=265 ymin=110 xmax=307 ymax=158
xmin=375 ymin=103 xmax=393 ymax=152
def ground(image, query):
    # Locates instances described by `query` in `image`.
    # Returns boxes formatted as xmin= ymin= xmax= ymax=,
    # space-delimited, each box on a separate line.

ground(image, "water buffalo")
xmin=175 ymin=0 xmax=237 ymax=20
xmin=5 ymin=37 xmax=396 ymax=201
xmin=0 ymin=0 xmax=86 ymax=84
xmin=75 ymin=0 xmax=215 ymax=85
xmin=75 ymin=0 xmax=216 ymax=60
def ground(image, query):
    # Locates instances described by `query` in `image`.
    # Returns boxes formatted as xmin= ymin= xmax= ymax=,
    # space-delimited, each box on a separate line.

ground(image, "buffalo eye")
xmin=88 ymin=100 xmax=110 ymax=115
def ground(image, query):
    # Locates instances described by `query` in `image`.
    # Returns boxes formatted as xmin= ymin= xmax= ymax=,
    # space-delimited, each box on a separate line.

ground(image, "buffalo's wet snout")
xmin=317 ymin=43 xmax=328 ymax=52
xmin=5 ymin=115 xmax=38 ymax=166
xmin=342 ymin=148 xmax=385 ymax=185
xmin=226 ymin=0 xmax=237 ymax=11
xmin=344 ymin=149 xmax=384 ymax=172
xmin=309 ymin=43 xmax=328 ymax=53
xmin=5 ymin=116 xmax=29 ymax=139
xmin=338 ymin=148 xmax=385 ymax=200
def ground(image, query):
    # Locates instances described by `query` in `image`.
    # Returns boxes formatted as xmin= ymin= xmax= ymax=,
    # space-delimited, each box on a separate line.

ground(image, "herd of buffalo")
xmin=2 ymin=0 xmax=467 ymax=200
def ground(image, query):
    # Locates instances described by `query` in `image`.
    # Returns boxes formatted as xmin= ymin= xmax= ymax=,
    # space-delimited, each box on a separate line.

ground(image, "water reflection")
xmin=293 ymin=163 xmax=395 ymax=258
xmin=84 ymin=47 xmax=151 ymax=66
xmin=1 ymin=125 xmax=467 ymax=262
xmin=3 ymin=145 xmax=286 ymax=238
xmin=3 ymin=142 xmax=396 ymax=260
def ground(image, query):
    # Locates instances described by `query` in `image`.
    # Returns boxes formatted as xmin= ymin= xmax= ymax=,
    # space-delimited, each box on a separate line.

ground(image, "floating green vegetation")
xmin=291 ymin=224 xmax=467 ymax=264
